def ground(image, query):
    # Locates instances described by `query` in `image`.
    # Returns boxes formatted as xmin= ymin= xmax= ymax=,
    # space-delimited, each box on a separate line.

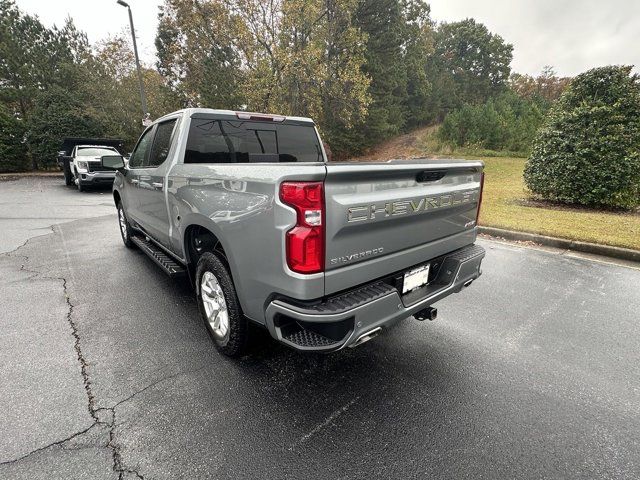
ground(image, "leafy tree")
xmin=426 ymin=18 xmax=513 ymax=120
xmin=156 ymin=0 xmax=244 ymax=108
xmin=0 ymin=2 xmax=89 ymax=113
xmin=27 ymin=85 xmax=104 ymax=168
xmin=524 ymin=66 xmax=640 ymax=209
xmin=401 ymin=0 xmax=434 ymax=128
xmin=155 ymin=0 xmax=371 ymax=157
xmin=312 ymin=0 xmax=372 ymax=156
xmin=1 ymin=0 xmax=56 ymax=117
xmin=81 ymin=36 xmax=181 ymax=150
xmin=510 ymin=66 xmax=571 ymax=109
xmin=0 ymin=103 xmax=27 ymax=171
xmin=0 ymin=1 xmax=93 ymax=168
xmin=349 ymin=0 xmax=433 ymax=147
xmin=354 ymin=0 xmax=408 ymax=142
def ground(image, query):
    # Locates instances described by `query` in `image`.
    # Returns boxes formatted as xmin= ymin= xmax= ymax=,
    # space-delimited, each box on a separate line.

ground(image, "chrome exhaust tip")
xmin=349 ymin=327 xmax=382 ymax=348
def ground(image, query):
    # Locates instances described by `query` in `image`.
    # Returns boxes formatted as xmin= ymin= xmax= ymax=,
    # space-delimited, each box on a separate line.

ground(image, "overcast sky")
xmin=14 ymin=0 xmax=640 ymax=77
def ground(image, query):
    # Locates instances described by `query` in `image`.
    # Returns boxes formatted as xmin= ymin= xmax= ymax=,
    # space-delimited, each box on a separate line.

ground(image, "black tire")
xmin=117 ymin=202 xmax=134 ymax=248
xmin=77 ymin=176 xmax=85 ymax=192
xmin=63 ymin=160 xmax=73 ymax=186
xmin=196 ymin=252 xmax=248 ymax=357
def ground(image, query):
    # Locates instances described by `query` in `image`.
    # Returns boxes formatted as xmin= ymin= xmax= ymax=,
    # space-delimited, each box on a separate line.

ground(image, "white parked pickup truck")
xmin=58 ymin=138 xmax=125 ymax=192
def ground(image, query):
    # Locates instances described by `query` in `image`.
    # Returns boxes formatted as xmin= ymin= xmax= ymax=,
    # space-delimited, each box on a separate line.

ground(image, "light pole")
xmin=116 ymin=0 xmax=150 ymax=126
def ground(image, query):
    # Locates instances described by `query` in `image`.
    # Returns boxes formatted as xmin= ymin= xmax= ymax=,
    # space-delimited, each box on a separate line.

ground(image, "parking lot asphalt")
xmin=1 ymin=176 xmax=639 ymax=480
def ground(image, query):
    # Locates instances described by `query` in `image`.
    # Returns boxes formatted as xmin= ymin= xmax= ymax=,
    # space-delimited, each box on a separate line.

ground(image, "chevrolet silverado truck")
xmin=112 ymin=109 xmax=486 ymax=356
xmin=58 ymin=138 xmax=125 ymax=191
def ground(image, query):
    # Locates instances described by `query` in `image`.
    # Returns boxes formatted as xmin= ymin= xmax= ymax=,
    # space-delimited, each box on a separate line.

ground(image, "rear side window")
xmin=147 ymin=119 xmax=178 ymax=168
xmin=184 ymin=119 xmax=322 ymax=164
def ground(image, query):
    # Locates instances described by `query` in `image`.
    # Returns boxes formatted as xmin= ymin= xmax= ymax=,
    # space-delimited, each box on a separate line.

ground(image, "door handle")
xmin=152 ymin=182 xmax=164 ymax=190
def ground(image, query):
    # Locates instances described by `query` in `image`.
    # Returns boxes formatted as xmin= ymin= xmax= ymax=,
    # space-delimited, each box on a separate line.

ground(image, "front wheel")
xmin=196 ymin=252 xmax=248 ymax=357
xmin=117 ymin=203 xmax=134 ymax=248
xmin=76 ymin=173 xmax=85 ymax=192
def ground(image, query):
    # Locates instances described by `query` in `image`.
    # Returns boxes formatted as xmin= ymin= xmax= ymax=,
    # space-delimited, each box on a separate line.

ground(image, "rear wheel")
xmin=196 ymin=252 xmax=248 ymax=357
xmin=117 ymin=203 xmax=134 ymax=248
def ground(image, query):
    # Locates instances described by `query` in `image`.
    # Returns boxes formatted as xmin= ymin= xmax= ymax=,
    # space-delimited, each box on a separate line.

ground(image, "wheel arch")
xmin=179 ymin=215 xmax=251 ymax=320
xmin=183 ymin=223 xmax=230 ymax=291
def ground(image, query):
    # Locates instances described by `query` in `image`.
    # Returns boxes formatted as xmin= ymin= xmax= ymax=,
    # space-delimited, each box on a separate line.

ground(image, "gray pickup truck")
xmin=112 ymin=108 xmax=485 ymax=356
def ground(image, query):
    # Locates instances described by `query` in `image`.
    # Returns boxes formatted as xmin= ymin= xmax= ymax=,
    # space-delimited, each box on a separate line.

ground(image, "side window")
xmin=129 ymin=128 xmax=154 ymax=168
xmin=147 ymin=119 xmax=178 ymax=168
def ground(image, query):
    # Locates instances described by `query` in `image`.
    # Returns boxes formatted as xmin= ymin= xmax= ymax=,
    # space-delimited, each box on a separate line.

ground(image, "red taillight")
xmin=476 ymin=172 xmax=485 ymax=224
xmin=280 ymin=182 xmax=324 ymax=274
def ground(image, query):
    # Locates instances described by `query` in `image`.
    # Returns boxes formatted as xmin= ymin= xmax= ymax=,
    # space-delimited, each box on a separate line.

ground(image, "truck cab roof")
xmin=60 ymin=137 xmax=124 ymax=156
xmin=155 ymin=108 xmax=315 ymax=125
xmin=75 ymin=145 xmax=119 ymax=149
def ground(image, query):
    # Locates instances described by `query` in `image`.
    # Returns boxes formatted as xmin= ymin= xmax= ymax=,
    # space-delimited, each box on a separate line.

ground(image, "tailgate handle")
xmin=417 ymin=171 xmax=446 ymax=183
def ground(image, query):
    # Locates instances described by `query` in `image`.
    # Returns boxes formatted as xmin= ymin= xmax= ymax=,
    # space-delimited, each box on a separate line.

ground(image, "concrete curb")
xmin=478 ymin=226 xmax=640 ymax=263
xmin=0 ymin=172 xmax=60 ymax=179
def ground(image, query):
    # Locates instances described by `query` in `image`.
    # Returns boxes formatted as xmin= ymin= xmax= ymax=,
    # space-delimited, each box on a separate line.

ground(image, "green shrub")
xmin=27 ymin=86 xmax=104 ymax=169
xmin=438 ymin=91 xmax=544 ymax=154
xmin=524 ymin=66 xmax=640 ymax=209
xmin=0 ymin=104 xmax=29 ymax=172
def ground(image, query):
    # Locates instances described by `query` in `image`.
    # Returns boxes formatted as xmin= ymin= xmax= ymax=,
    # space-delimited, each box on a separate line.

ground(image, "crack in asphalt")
xmin=63 ymin=277 xmax=99 ymax=420
xmin=4 ymin=231 xmax=210 ymax=479
xmin=2 ymin=216 xmax=208 ymax=479
xmin=1 ymin=235 xmax=32 ymax=257
xmin=102 ymin=364 xmax=208 ymax=480
xmin=0 ymin=424 xmax=99 ymax=466
xmin=110 ymin=365 xmax=209 ymax=412
xmin=107 ymin=408 xmax=145 ymax=480
xmin=2 ymin=234 xmax=144 ymax=479
xmin=7 ymin=244 xmax=98 ymax=422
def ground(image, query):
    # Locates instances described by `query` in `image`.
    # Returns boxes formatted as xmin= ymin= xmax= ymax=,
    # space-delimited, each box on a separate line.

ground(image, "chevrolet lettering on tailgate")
xmin=347 ymin=189 xmax=480 ymax=223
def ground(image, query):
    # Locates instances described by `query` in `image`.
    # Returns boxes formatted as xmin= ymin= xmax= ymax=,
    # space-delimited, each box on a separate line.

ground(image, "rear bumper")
xmin=265 ymin=243 xmax=485 ymax=352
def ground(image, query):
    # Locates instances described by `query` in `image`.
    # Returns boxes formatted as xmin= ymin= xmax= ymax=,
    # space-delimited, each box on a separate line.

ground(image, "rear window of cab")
xmin=77 ymin=147 xmax=118 ymax=156
xmin=184 ymin=119 xmax=323 ymax=164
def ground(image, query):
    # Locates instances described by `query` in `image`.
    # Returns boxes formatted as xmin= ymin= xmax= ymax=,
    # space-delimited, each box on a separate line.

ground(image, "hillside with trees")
xmin=0 ymin=0 xmax=569 ymax=171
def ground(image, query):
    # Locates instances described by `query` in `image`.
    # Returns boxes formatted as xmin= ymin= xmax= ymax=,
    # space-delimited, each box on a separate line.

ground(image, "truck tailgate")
xmin=323 ymin=160 xmax=483 ymax=295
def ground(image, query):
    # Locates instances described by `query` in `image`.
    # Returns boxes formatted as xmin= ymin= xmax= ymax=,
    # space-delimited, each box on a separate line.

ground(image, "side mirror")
xmin=101 ymin=155 xmax=125 ymax=171
xmin=57 ymin=154 xmax=72 ymax=168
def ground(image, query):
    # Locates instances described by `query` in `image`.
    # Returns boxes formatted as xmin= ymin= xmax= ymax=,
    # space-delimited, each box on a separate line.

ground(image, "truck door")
xmin=124 ymin=126 xmax=155 ymax=225
xmin=134 ymin=118 xmax=179 ymax=249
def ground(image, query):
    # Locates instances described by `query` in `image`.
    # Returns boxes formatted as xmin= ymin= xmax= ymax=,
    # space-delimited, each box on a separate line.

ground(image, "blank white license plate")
xmin=402 ymin=264 xmax=430 ymax=294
